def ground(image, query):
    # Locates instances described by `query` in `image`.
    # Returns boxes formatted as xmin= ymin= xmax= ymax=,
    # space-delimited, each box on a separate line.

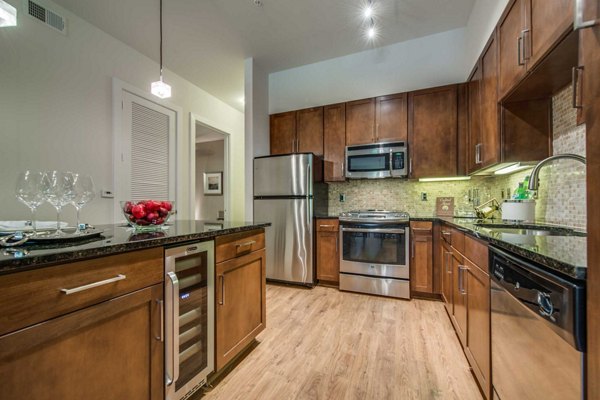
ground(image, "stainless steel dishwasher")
xmin=490 ymin=246 xmax=586 ymax=400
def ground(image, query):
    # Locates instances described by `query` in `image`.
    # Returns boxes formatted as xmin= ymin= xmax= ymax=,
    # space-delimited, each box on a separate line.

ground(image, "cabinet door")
xmin=578 ymin=2 xmax=600 ymax=125
xmin=375 ymin=93 xmax=408 ymax=143
xmin=270 ymin=112 xmax=296 ymax=155
xmin=467 ymin=64 xmax=482 ymax=174
xmin=441 ymin=242 xmax=453 ymax=313
xmin=323 ymin=103 xmax=346 ymax=182
xmin=215 ymin=249 xmax=266 ymax=371
xmin=466 ymin=260 xmax=491 ymax=400
xmin=345 ymin=98 xmax=375 ymax=146
xmin=498 ymin=0 xmax=527 ymax=99
xmin=410 ymin=222 xmax=433 ymax=294
xmin=408 ymin=85 xmax=458 ymax=178
xmin=0 ymin=285 xmax=164 ymax=400
xmin=297 ymin=107 xmax=324 ymax=156
xmin=316 ymin=221 xmax=340 ymax=283
xmin=452 ymin=253 xmax=467 ymax=347
xmin=527 ymin=0 xmax=574 ymax=67
xmin=480 ymin=33 xmax=501 ymax=167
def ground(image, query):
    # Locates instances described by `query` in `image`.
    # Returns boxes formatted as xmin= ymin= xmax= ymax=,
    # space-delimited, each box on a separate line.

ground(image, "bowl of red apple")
xmin=121 ymin=200 xmax=174 ymax=230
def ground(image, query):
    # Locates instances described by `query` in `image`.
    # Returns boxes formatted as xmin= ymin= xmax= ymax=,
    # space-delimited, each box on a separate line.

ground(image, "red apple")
xmin=131 ymin=204 xmax=146 ymax=219
xmin=158 ymin=207 xmax=169 ymax=217
xmin=161 ymin=201 xmax=172 ymax=211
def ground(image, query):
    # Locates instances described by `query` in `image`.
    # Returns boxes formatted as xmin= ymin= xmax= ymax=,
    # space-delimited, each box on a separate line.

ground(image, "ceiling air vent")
xmin=26 ymin=0 xmax=67 ymax=34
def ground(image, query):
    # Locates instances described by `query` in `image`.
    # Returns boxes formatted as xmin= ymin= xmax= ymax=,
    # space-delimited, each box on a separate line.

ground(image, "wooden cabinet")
xmin=527 ymin=0 xmax=574 ymax=66
xmin=270 ymin=108 xmax=323 ymax=156
xmin=408 ymin=85 xmax=458 ymax=178
xmin=480 ymin=33 xmax=501 ymax=168
xmin=464 ymin=238 xmax=491 ymax=400
xmin=345 ymin=98 xmax=375 ymax=146
xmin=410 ymin=221 xmax=433 ymax=294
xmin=498 ymin=0 xmax=528 ymax=99
xmin=451 ymin=250 xmax=468 ymax=347
xmin=316 ymin=219 xmax=340 ymax=284
xmin=375 ymin=93 xmax=408 ymax=142
xmin=270 ymin=111 xmax=296 ymax=155
xmin=296 ymin=107 xmax=324 ymax=155
xmin=0 ymin=250 xmax=164 ymax=400
xmin=440 ymin=229 xmax=453 ymax=312
xmin=215 ymin=230 xmax=266 ymax=371
xmin=467 ymin=64 xmax=482 ymax=174
xmin=323 ymin=103 xmax=346 ymax=182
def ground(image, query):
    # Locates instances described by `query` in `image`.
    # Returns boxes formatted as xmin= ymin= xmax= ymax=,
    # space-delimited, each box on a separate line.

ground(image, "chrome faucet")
xmin=528 ymin=154 xmax=586 ymax=191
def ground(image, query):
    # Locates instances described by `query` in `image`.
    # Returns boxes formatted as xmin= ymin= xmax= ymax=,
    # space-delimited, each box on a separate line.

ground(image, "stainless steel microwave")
xmin=345 ymin=141 xmax=407 ymax=179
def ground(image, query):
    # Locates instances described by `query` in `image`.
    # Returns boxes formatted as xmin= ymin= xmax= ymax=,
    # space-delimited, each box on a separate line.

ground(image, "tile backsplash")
xmin=327 ymin=85 xmax=587 ymax=229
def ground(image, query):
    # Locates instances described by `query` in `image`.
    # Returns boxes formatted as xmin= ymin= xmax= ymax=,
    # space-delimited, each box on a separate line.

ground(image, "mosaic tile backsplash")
xmin=328 ymin=85 xmax=587 ymax=229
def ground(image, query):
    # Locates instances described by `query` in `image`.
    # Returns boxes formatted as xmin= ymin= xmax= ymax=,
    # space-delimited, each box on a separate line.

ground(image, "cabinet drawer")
xmin=317 ymin=219 xmax=339 ymax=232
xmin=0 ymin=248 xmax=163 ymax=336
xmin=464 ymin=235 xmax=489 ymax=273
xmin=411 ymin=221 xmax=433 ymax=234
xmin=215 ymin=229 xmax=265 ymax=263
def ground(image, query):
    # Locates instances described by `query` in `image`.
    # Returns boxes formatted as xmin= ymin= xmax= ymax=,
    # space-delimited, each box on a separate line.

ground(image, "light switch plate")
xmin=101 ymin=190 xmax=114 ymax=198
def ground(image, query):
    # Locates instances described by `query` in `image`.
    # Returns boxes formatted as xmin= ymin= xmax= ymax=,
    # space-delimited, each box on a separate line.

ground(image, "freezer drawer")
xmin=253 ymin=198 xmax=314 ymax=286
xmin=339 ymin=274 xmax=410 ymax=299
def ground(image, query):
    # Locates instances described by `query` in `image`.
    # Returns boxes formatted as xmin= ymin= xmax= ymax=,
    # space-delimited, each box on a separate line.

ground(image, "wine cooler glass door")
xmin=165 ymin=241 xmax=214 ymax=400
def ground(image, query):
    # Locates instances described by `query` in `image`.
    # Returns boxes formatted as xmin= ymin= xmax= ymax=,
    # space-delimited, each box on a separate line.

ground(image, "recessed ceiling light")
xmin=253 ymin=0 xmax=263 ymax=7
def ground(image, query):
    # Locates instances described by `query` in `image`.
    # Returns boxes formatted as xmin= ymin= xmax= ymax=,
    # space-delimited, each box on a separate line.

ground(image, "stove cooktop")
xmin=339 ymin=209 xmax=410 ymax=224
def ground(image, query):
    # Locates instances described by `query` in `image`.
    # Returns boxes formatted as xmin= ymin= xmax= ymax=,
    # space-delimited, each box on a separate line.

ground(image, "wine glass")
xmin=71 ymin=174 xmax=95 ymax=234
xmin=41 ymin=171 xmax=76 ymax=236
xmin=15 ymin=171 xmax=46 ymax=235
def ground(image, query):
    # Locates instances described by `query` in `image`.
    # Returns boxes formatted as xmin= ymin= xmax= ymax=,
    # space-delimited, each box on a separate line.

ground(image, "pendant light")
xmin=151 ymin=0 xmax=172 ymax=99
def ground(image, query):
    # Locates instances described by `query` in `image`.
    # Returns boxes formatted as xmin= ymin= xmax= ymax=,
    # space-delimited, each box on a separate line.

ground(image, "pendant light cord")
xmin=159 ymin=0 xmax=163 ymax=78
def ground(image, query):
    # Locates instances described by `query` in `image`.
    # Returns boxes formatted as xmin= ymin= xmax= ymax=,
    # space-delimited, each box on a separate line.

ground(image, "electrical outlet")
xmin=339 ymin=193 xmax=346 ymax=202
xmin=420 ymin=192 xmax=427 ymax=201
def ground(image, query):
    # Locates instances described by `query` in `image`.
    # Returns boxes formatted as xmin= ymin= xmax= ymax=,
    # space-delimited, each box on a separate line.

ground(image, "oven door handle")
xmin=341 ymin=227 xmax=406 ymax=234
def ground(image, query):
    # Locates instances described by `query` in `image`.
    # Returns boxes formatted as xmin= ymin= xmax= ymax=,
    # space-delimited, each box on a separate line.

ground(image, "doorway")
xmin=193 ymin=121 xmax=229 ymax=221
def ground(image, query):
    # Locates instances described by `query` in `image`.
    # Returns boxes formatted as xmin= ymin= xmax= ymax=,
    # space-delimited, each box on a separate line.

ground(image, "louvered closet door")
xmin=117 ymin=91 xmax=176 ymax=220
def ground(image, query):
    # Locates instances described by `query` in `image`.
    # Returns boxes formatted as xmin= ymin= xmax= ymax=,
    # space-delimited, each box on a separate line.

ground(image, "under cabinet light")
xmin=418 ymin=177 xmax=472 ymax=182
xmin=493 ymin=163 xmax=534 ymax=175
xmin=0 ymin=0 xmax=17 ymax=27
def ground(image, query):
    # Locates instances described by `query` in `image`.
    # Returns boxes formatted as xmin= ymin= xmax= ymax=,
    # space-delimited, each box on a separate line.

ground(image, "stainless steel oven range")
xmin=339 ymin=210 xmax=410 ymax=299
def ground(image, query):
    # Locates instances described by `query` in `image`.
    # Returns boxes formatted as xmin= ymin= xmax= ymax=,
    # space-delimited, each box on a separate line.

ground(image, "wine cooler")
xmin=165 ymin=241 xmax=214 ymax=400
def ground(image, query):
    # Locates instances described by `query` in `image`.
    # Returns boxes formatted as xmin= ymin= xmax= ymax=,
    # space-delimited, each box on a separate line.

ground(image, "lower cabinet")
xmin=0 ymin=284 xmax=164 ymax=400
xmin=215 ymin=230 xmax=267 ymax=371
xmin=316 ymin=219 xmax=340 ymax=284
xmin=439 ymin=223 xmax=491 ymax=399
xmin=410 ymin=221 xmax=434 ymax=294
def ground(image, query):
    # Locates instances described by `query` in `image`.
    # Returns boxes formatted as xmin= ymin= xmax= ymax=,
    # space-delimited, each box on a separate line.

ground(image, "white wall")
xmin=464 ymin=0 xmax=510 ymax=75
xmin=0 ymin=0 xmax=245 ymax=225
xmin=268 ymin=28 xmax=468 ymax=113
xmin=195 ymin=141 xmax=225 ymax=220
xmin=244 ymin=58 xmax=270 ymax=220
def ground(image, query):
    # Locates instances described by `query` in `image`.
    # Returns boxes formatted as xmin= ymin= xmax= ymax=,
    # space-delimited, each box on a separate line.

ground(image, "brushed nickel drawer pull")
xmin=236 ymin=240 xmax=256 ymax=249
xmin=60 ymin=274 xmax=126 ymax=295
xmin=319 ymin=224 xmax=335 ymax=228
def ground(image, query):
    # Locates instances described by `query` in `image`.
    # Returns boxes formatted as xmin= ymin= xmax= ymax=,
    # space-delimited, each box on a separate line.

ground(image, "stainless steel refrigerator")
xmin=253 ymin=153 xmax=327 ymax=286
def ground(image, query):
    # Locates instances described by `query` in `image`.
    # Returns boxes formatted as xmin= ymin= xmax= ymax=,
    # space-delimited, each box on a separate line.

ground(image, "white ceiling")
xmin=52 ymin=0 xmax=476 ymax=112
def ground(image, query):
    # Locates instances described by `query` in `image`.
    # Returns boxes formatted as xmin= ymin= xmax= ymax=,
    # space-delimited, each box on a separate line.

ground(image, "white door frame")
xmin=190 ymin=113 xmax=232 ymax=221
xmin=112 ymin=78 xmax=183 ymax=223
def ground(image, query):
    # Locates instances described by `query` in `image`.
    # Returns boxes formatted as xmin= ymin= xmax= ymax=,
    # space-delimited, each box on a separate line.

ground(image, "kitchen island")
xmin=0 ymin=220 xmax=269 ymax=400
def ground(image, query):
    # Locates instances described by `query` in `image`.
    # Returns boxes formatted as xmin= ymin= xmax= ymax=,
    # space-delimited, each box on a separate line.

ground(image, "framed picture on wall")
xmin=203 ymin=172 xmax=223 ymax=195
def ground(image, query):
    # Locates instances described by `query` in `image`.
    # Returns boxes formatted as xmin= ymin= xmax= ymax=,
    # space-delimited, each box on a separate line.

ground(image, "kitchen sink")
xmin=474 ymin=223 xmax=586 ymax=237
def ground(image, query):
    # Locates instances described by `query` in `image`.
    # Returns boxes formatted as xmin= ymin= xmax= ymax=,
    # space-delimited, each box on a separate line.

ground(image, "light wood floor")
xmin=197 ymin=284 xmax=482 ymax=400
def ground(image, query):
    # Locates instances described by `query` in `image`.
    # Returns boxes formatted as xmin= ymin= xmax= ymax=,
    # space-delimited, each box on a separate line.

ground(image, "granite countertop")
xmin=433 ymin=216 xmax=587 ymax=281
xmin=0 ymin=220 xmax=270 ymax=276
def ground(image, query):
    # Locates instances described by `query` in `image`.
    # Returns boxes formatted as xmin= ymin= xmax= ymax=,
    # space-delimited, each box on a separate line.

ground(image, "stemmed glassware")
xmin=15 ymin=171 xmax=46 ymax=235
xmin=41 ymin=171 xmax=77 ymax=236
xmin=71 ymin=174 xmax=96 ymax=234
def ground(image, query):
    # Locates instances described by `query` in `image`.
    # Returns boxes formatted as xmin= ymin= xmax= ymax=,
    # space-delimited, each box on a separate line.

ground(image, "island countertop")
xmin=0 ymin=220 xmax=270 ymax=276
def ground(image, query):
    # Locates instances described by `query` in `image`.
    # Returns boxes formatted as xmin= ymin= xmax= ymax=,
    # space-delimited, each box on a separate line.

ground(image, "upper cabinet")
xmin=270 ymin=107 xmax=323 ymax=156
xmin=345 ymin=98 xmax=375 ymax=146
xmin=270 ymin=111 xmax=296 ymax=155
xmin=528 ymin=0 xmax=574 ymax=66
xmin=296 ymin=107 xmax=324 ymax=155
xmin=498 ymin=0 xmax=528 ymax=99
xmin=499 ymin=0 xmax=575 ymax=99
xmin=467 ymin=64 xmax=482 ymax=174
xmin=323 ymin=103 xmax=346 ymax=182
xmin=375 ymin=93 xmax=408 ymax=143
xmin=480 ymin=33 xmax=501 ymax=167
xmin=408 ymin=85 xmax=458 ymax=178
